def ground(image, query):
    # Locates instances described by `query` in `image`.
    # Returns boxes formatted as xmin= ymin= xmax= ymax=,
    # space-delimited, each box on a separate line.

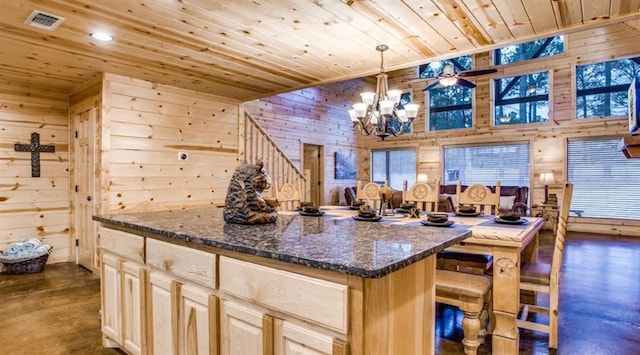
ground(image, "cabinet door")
xmin=179 ymin=283 xmax=218 ymax=355
xmin=275 ymin=320 xmax=335 ymax=355
xmin=220 ymin=300 xmax=270 ymax=355
xmin=149 ymin=272 xmax=178 ymax=355
xmin=122 ymin=261 xmax=146 ymax=355
xmin=101 ymin=253 xmax=122 ymax=344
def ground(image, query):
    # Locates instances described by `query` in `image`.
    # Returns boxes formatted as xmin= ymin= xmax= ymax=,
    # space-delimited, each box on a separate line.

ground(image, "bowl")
xmin=351 ymin=200 xmax=365 ymax=207
xmin=400 ymin=202 xmax=416 ymax=209
xmin=427 ymin=213 xmax=449 ymax=223
xmin=300 ymin=201 xmax=314 ymax=207
xmin=302 ymin=206 xmax=320 ymax=213
xmin=358 ymin=210 xmax=377 ymax=218
xmin=459 ymin=205 xmax=476 ymax=213
xmin=500 ymin=213 xmax=521 ymax=221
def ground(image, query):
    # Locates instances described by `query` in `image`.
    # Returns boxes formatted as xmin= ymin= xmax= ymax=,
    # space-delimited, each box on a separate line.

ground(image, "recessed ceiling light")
xmin=90 ymin=32 xmax=114 ymax=42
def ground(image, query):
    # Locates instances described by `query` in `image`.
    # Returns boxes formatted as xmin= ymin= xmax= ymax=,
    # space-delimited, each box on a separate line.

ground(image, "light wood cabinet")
xmin=100 ymin=252 xmax=146 ymax=355
xmin=220 ymin=300 xmax=270 ymax=355
xmin=179 ymin=283 xmax=219 ymax=355
xmin=148 ymin=271 xmax=178 ymax=354
xmin=274 ymin=319 xmax=337 ymax=355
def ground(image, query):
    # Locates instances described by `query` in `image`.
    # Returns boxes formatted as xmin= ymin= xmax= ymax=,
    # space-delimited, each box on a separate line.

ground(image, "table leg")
xmin=490 ymin=247 xmax=521 ymax=354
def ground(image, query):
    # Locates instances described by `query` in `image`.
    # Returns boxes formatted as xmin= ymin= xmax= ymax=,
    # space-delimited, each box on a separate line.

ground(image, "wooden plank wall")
xmin=244 ymin=79 xmax=365 ymax=204
xmin=353 ymin=23 xmax=640 ymax=236
xmin=0 ymin=81 xmax=71 ymax=263
xmin=102 ymin=73 xmax=241 ymax=213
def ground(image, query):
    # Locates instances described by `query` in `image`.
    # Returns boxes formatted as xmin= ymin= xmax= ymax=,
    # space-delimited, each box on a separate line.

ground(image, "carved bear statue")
xmin=223 ymin=160 xmax=278 ymax=224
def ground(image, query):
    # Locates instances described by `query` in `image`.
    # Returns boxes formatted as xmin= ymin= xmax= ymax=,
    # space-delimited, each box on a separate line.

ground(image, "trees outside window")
xmin=576 ymin=57 xmax=640 ymax=119
xmin=494 ymin=71 xmax=549 ymax=125
xmin=494 ymin=36 xmax=564 ymax=65
xmin=419 ymin=55 xmax=474 ymax=131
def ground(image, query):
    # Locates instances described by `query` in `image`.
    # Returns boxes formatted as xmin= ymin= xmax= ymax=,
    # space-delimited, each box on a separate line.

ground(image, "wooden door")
xmin=75 ymin=108 xmax=97 ymax=271
xmin=101 ymin=253 xmax=122 ymax=345
xmin=149 ymin=272 xmax=178 ymax=355
xmin=220 ymin=300 xmax=269 ymax=355
xmin=179 ymin=284 xmax=217 ymax=355
xmin=122 ymin=261 xmax=146 ymax=355
xmin=303 ymin=144 xmax=323 ymax=206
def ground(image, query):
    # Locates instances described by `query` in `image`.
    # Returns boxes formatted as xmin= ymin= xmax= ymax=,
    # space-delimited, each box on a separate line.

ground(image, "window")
xmin=443 ymin=143 xmax=530 ymax=186
xmin=576 ymin=57 xmax=640 ymax=119
xmin=371 ymin=149 xmax=416 ymax=190
xmin=567 ymin=138 xmax=640 ymax=219
xmin=390 ymin=92 xmax=413 ymax=134
xmin=419 ymin=55 xmax=473 ymax=131
xmin=494 ymin=71 xmax=549 ymax=125
xmin=494 ymin=35 xmax=564 ymax=65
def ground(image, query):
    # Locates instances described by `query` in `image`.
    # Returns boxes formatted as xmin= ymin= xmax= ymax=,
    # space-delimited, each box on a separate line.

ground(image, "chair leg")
xmin=549 ymin=288 xmax=559 ymax=349
xmin=461 ymin=310 xmax=481 ymax=355
xmin=478 ymin=291 xmax=492 ymax=343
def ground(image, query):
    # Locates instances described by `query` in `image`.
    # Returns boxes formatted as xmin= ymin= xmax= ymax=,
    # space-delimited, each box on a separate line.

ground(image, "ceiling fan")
xmin=422 ymin=64 xmax=497 ymax=91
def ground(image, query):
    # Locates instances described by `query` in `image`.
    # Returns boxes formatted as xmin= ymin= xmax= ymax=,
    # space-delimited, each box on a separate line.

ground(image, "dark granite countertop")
xmin=94 ymin=208 xmax=471 ymax=279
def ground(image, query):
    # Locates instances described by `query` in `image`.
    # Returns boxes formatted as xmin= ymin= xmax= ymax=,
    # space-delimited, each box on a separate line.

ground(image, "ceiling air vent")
xmin=24 ymin=10 xmax=65 ymax=31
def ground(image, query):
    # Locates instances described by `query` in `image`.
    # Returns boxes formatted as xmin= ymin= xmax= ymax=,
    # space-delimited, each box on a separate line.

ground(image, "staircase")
xmin=242 ymin=111 xmax=308 ymax=201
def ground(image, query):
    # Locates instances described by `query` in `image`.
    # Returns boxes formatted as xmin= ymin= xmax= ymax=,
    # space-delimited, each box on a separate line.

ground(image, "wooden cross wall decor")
xmin=14 ymin=132 xmax=55 ymax=177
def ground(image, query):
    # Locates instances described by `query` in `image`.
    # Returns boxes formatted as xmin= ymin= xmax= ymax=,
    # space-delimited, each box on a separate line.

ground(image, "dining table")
xmin=283 ymin=205 xmax=544 ymax=354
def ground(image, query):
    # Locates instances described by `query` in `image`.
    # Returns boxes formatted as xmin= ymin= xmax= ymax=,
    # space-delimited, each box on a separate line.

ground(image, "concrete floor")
xmin=1 ymin=231 xmax=639 ymax=354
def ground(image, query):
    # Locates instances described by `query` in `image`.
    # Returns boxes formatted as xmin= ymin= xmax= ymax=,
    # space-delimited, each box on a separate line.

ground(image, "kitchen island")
xmin=94 ymin=207 xmax=471 ymax=355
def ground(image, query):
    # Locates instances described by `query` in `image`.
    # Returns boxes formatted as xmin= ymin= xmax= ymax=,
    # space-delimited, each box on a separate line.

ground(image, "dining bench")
xmin=436 ymin=269 xmax=493 ymax=355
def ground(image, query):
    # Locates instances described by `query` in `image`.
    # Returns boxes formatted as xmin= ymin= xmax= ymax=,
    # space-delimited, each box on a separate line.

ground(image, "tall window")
xmin=568 ymin=138 xmax=640 ymax=219
xmin=419 ymin=55 xmax=473 ymax=131
xmin=576 ymin=57 xmax=640 ymax=119
xmin=371 ymin=149 xmax=416 ymax=189
xmin=443 ymin=143 xmax=530 ymax=186
xmin=494 ymin=71 xmax=549 ymax=125
xmin=494 ymin=35 xmax=564 ymax=65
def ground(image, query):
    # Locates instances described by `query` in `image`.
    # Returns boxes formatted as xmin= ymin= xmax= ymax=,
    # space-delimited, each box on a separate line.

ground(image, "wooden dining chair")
xmin=274 ymin=180 xmax=302 ymax=210
xmin=355 ymin=180 xmax=382 ymax=209
xmin=517 ymin=182 xmax=573 ymax=349
xmin=456 ymin=181 xmax=501 ymax=216
xmin=402 ymin=179 xmax=440 ymax=212
xmin=438 ymin=181 xmax=501 ymax=275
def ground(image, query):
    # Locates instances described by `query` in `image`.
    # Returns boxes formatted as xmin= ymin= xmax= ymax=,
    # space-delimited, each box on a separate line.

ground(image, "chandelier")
xmin=348 ymin=44 xmax=419 ymax=140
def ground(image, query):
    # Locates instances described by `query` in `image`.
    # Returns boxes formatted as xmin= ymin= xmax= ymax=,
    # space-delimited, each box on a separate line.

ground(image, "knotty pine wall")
xmin=353 ymin=22 xmax=640 ymax=236
xmin=0 ymin=81 xmax=71 ymax=263
xmin=245 ymin=79 xmax=366 ymax=204
xmin=100 ymin=73 xmax=241 ymax=213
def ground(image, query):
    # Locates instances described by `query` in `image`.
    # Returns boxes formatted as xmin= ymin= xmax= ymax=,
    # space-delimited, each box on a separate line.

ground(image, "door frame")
xmin=301 ymin=143 xmax=324 ymax=206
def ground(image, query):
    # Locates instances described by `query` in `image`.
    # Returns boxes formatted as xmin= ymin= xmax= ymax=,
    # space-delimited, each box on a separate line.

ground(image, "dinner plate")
xmin=352 ymin=215 xmax=382 ymax=222
xmin=299 ymin=211 xmax=325 ymax=217
xmin=420 ymin=220 xmax=455 ymax=227
xmin=455 ymin=211 xmax=481 ymax=217
xmin=493 ymin=217 xmax=527 ymax=225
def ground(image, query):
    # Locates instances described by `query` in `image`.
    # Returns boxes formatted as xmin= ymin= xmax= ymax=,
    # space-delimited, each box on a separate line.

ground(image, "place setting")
xmin=492 ymin=212 xmax=528 ymax=225
xmin=352 ymin=208 xmax=382 ymax=222
xmin=455 ymin=205 xmax=482 ymax=217
xmin=420 ymin=212 xmax=455 ymax=227
xmin=297 ymin=203 xmax=326 ymax=217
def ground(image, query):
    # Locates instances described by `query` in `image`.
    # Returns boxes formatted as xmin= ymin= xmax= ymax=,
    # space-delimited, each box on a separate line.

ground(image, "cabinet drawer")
xmin=99 ymin=226 xmax=144 ymax=263
xmin=146 ymin=238 xmax=217 ymax=289
xmin=219 ymin=257 xmax=348 ymax=333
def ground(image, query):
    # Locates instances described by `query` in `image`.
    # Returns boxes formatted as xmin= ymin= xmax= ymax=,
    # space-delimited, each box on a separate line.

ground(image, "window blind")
xmin=568 ymin=138 xmax=640 ymax=219
xmin=443 ymin=143 xmax=530 ymax=186
xmin=371 ymin=149 xmax=416 ymax=190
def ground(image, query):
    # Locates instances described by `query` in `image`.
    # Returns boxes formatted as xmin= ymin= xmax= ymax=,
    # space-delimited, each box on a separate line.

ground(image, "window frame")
xmin=370 ymin=147 xmax=417 ymax=190
xmin=491 ymin=70 xmax=552 ymax=127
xmin=574 ymin=56 xmax=640 ymax=120
xmin=492 ymin=35 xmax=566 ymax=66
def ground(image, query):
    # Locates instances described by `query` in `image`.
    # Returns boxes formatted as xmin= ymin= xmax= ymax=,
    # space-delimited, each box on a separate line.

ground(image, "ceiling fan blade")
xmin=457 ymin=78 xmax=476 ymax=89
xmin=423 ymin=80 xmax=443 ymax=91
xmin=458 ymin=68 xmax=498 ymax=77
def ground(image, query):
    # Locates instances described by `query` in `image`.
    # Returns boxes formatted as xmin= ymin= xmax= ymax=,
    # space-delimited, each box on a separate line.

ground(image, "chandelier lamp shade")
xmin=348 ymin=45 xmax=419 ymax=140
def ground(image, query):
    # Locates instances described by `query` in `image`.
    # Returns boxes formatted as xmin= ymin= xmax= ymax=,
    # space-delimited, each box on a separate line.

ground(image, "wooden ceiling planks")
xmin=1 ymin=0 xmax=640 ymax=101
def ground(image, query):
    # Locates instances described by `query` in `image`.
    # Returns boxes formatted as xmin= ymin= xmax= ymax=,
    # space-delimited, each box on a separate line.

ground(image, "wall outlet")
xmin=219 ymin=175 xmax=228 ymax=183
xmin=178 ymin=152 xmax=189 ymax=161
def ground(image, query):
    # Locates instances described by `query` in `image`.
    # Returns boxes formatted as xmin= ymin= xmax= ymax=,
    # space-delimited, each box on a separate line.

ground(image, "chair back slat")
xmin=456 ymin=181 xmax=501 ymax=215
xmin=274 ymin=180 xmax=302 ymax=210
xmin=550 ymin=182 xmax=573 ymax=281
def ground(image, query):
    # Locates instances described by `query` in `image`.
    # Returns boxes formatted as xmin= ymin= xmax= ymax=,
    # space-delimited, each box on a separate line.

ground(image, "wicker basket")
xmin=0 ymin=252 xmax=50 ymax=274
